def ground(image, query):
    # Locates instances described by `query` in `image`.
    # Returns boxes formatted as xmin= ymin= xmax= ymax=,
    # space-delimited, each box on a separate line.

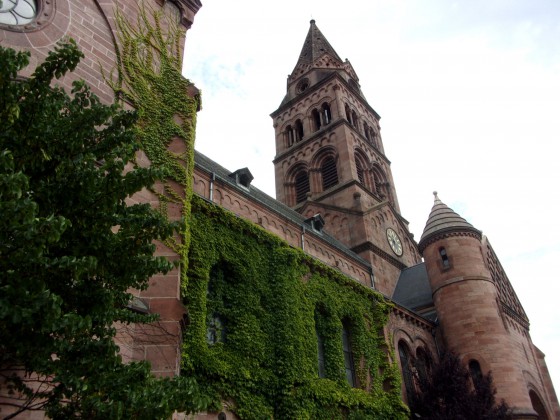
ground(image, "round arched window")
xmin=0 ymin=0 xmax=37 ymax=26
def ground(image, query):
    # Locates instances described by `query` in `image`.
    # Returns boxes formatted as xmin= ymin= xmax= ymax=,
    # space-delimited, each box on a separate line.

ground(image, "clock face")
xmin=386 ymin=228 xmax=403 ymax=256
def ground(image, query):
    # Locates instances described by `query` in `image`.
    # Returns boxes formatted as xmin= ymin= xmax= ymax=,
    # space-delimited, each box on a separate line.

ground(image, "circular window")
xmin=0 ymin=0 xmax=37 ymax=26
xmin=296 ymin=78 xmax=310 ymax=93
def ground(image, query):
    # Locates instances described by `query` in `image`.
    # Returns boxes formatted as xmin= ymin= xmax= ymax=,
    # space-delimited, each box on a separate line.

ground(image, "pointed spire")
xmin=418 ymin=192 xmax=481 ymax=252
xmin=291 ymin=20 xmax=343 ymax=73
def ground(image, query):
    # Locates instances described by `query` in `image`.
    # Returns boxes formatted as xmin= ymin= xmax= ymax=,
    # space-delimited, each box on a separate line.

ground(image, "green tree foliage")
xmin=0 ymin=41 xmax=207 ymax=419
xmin=409 ymin=352 xmax=510 ymax=420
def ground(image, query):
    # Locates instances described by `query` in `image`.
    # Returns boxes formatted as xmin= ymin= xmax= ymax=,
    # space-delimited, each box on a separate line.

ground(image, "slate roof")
xmin=194 ymin=150 xmax=372 ymax=270
xmin=392 ymin=263 xmax=436 ymax=321
xmin=418 ymin=192 xmax=481 ymax=250
xmin=292 ymin=20 xmax=343 ymax=72
xmin=194 ymin=153 xmax=439 ymax=322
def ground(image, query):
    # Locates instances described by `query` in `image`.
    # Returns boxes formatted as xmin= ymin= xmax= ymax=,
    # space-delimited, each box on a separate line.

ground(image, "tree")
xmin=0 ymin=41 xmax=207 ymax=418
xmin=409 ymin=352 xmax=510 ymax=420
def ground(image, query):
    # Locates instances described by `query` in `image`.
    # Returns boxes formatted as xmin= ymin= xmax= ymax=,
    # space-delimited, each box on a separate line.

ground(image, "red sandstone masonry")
xmin=423 ymin=235 xmax=550 ymax=417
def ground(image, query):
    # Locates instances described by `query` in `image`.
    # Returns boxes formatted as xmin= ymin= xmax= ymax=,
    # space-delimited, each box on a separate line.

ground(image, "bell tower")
xmin=270 ymin=20 xmax=420 ymax=295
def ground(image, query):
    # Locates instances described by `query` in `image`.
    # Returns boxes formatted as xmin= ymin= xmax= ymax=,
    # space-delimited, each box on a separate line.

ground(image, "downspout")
xmin=209 ymin=172 xmax=216 ymax=202
xmin=301 ymin=225 xmax=306 ymax=251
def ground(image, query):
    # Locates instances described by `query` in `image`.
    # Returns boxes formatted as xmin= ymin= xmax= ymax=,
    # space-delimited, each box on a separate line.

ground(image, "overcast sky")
xmin=182 ymin=0 xmax=560 ymax=394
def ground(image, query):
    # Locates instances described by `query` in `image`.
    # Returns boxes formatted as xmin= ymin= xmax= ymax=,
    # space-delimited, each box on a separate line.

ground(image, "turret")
xmin=419 ymin=192 xmax=539 ymax=419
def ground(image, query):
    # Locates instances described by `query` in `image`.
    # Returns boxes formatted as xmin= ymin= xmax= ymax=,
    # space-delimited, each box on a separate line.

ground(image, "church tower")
xmin=270 ymin=20 xmax=420 ymax=295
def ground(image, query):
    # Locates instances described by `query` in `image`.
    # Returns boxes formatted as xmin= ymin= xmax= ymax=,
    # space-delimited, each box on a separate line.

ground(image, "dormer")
xmin=229 ymin=167 xmax=254 ymax=190
xmin=304 ymin=214 xmax=325 ymax=233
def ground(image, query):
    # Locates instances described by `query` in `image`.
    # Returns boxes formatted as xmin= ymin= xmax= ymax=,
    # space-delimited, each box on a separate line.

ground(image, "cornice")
xmin=272 ymin=119 xmax=345 ymax=164
xmin=272 ymin=118 xmax=391 ymax=166
xmin=390 ymin=303 xmax=436 ymax=333
xmin=501 ymin=301 xmax=530 ymax=330
xmin=418 ymin=228 xmax=482 ymax=254
xmin=271 ymin=72 xmax=381 ymax=120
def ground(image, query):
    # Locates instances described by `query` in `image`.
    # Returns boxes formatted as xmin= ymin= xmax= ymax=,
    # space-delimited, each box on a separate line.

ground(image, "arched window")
xmin=321 ymin=102 xmax=332 ymax=125
xmin=345 ymin=104 xmax=352 ymax=123
xmin=355 ymin=156 xmax=364 ymax=185
xmin=312 ymin=109 xmax=322 ymax=131
xmin=364 ymin=123 xmax=371 ymax=141
xmin=415 ymin=347 xmax=431 ymax=385
xmin=295 ymin=170 xmax=310 ymax=204
xmin=370 ymin=128 xmax=377 ymax=148
xmin=295 ymin=119 xmax=304 ymax=141
xmin=316 ymin=325 xmax=326 ymax=378
xmin=321 ymin=156 xmax=338 ymax=190
xmin=530 ymin=390 xmax=549 ymax=420
xmin=206 ymin=313 xmax=225 ymax=344
xmin=398 ymin=341 xmax=414 ymax=400
xmin=468 ymin=359 xmax=482 ymax=389
xmin=286 ymin=125 xmax=294 ymax=147
xmin=315 ymin=307 xmax=328 ymax=379
xmin=372 ymin=168 xmax=385 ymax=197
xmin=439 ymin=247 xmax=450 ymax=268
xmin=206 ymin=264 xmax=227 ymax=345
xmin=342 ymin=321 xmax=356 ymax=387
xmin=355 ymin=150 xmax=373 ymax=191
xmin=351 ymin=111 xmax=358 ymax=128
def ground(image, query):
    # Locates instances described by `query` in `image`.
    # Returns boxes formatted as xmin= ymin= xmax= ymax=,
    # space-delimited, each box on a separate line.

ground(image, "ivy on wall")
xmin=107 ymin=3 xmax=199 ymax=278
xmin=108 ymin=4 xmax=408 ymax=418
xmin=184 ymin=197 xmax=409 ymax=419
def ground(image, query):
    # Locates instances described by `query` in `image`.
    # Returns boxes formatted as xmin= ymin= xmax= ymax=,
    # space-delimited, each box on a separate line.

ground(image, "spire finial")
xmin=310 ymin=19 xmax=316 ymax=25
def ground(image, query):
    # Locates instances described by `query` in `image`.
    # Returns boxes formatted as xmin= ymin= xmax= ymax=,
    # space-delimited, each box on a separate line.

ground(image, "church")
xmin=1 ymin=0 xmax=558 ymax=418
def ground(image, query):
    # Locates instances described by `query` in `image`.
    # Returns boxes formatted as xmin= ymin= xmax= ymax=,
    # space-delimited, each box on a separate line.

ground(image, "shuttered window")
xmin=295 ymin=171 xmax=310 ymax=203
xmin=355 ymin=157 xmax=364 ymax=185
xmin=321 ymin=157 xmax=338 ymax=190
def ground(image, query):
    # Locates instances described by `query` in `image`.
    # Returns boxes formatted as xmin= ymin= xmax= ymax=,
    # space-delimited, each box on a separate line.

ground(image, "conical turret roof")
xmin=418 ymin=192 xmax=481 ymax=252
xmin=291 ymin=20 xmax=343 ymax=73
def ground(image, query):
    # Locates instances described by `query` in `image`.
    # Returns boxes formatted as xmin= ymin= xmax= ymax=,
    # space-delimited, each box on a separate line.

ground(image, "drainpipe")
xmin=301 ymin=225 xmax=306 ymax=251
xmin=209 ymin=172 xmax=216 ymax=202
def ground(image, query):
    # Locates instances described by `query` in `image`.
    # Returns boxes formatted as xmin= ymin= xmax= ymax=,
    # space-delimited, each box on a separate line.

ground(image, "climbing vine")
xmin=107 ymin=2 xmax=199 ymax=282
xmin=107 ymin=4 xmax=407 ymax=418
xmin=184 ymin=197 xmax=408 ymax=419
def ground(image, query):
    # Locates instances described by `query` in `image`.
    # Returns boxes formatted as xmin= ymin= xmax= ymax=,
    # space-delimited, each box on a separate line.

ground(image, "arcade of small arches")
xmin=285 ymin=148 xmax=339 ymax=206
xmin=284 ymin=147 xmax=394 ymax=207
xmin=354 ymin=150 xmax=393 ymax=203
xmin=344 ymin=103 xmax=381 ymax=150
xmin=281 ymin=100 xmax=381 ymax=151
